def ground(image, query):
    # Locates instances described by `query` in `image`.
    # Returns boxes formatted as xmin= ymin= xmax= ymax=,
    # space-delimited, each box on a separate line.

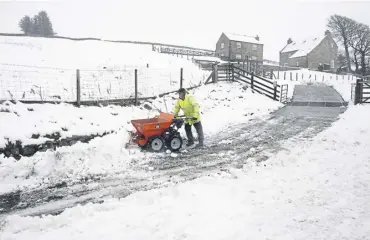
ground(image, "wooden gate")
xmin=352 ymin=79 xmax=370 ymax=104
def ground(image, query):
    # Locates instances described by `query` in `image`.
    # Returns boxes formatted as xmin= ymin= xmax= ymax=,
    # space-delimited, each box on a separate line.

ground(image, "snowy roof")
xmin=281 ymin=36 xmax=326 ymax=58
xmin=224 ymin=32 xmax=262 ymax=45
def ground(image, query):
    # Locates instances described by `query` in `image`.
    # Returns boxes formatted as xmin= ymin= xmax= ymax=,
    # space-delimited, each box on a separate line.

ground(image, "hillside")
xmin=0 ymin=36 xmax=210 ymax=101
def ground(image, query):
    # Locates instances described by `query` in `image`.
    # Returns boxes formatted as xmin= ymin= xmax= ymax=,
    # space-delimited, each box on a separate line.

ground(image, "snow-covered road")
xmin=0 ymin=85 xmax=347 ymax=218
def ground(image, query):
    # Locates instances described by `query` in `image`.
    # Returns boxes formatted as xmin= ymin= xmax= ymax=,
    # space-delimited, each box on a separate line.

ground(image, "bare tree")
xmin=348 ymin=23 xmax=370 ymax=75
xmin=337 ymin=52 xmax=348 ymax=69
xmin=350 ymin=48 xmax=360 ymax=74
xmin=327 ymin=15 xmax=357 ymax=73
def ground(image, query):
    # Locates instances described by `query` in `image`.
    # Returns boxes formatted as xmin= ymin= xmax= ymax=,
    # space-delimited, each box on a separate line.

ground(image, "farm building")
xmin=215 ymin=32 xmax=264 ymax=62
xmin=280 ymin=30 xmax=338 ymax=72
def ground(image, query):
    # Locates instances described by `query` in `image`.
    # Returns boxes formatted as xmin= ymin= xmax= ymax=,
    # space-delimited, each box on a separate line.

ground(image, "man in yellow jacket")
xmin=173 ymin=88 xmax=204 ymax=148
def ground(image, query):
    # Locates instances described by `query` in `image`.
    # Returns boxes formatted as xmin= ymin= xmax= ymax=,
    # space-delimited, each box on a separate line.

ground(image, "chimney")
xmin=255 ymin=35 xmax=260 ymax=41
xmin=325 ymin=30 xmax=331 ymax=36
xmin=287 ymin=38 xmax=293 ymax=44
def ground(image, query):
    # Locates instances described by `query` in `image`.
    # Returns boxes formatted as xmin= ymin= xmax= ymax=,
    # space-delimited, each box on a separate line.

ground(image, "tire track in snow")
xmin=0 ymin=103 xmax=346 ymax=219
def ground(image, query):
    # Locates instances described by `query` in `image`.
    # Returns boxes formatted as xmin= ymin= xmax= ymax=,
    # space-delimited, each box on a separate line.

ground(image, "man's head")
xmin=178 ymin=88 xmax=186 ymax=100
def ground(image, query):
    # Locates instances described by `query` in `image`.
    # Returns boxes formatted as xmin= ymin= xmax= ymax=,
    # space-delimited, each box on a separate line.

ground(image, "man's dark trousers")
xmin=185 ymin=121 xmax=204 ymax=144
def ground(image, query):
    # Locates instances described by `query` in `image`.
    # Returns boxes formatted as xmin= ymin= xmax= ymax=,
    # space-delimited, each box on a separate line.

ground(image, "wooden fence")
xmin=205 ymin=64 xmax=288 ymax=103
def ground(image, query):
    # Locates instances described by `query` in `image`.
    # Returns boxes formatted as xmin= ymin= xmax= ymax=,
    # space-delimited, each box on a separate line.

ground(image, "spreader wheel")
xmin=169 ymin=136 xmax=183 ymax=152
xmin=149 ymin=137 xmax=164 ymax=152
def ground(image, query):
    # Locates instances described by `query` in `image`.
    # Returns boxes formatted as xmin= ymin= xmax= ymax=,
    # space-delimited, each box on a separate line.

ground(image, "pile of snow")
xmin=0 ymin=36 xmax=210 ymax=101
xmin=0 ymin=82 xmax=282 ymax=193
xmin=0 ymin=101 xmax=148 ymax=149
xmin=275 ymin=69 xmax=356 ymax=101
xmin=2 ymin=104 xmax=369 ymax=239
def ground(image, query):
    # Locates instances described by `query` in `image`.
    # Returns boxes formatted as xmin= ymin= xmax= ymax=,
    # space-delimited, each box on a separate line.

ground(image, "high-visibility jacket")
xmin=173 ymin=94 xmax=200 ymax=125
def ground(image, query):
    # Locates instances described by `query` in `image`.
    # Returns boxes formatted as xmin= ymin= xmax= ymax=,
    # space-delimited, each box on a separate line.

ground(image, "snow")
xmin=224 ymin=32 xmax=262 ymax=45
xmin=0 ymin=36 xmax=210 ymax=101
xmin=0 ymin=82 xmax=282 ymax=193
xmin=275 ymin=69 xmax=357 ymax=102
xmin=192 ymin=56 xmax=226 ymax=63
xmin=2 ymin=104 xmax=369 ymax=240
xmin=281 ymin=36 xmax=325 ymax=58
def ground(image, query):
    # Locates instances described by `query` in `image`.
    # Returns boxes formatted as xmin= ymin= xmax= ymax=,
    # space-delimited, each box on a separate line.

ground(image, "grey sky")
xmin=0 ymin=0 xmax=370 ymax=61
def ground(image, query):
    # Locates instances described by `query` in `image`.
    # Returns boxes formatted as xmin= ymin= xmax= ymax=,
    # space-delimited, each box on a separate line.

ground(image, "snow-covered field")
xmin=0 ymin=36 xmax=209 ymax=101
xmin=0 ymin=82 xmax=282 ymax=194
xmin=275 ymin=69 xmax=356 ymax=101
xmin=1 ymin=102 xmax=369 ymax=239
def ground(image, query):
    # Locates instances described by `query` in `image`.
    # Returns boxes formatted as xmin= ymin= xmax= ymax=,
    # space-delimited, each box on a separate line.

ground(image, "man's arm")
xmin=173 ymin=100 xmax=180 ymax=117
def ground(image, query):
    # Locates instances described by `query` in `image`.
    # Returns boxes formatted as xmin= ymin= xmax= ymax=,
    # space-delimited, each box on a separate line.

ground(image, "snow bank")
xmin=0 ymin=101 xmax=148 ymax=148
xmin=2 ymin=105 xmax=369 ymax=239
xmin=275 ymin=69 xmax=356 ymax=101
xmin=0 ymin=82 xmax=281 ymax=193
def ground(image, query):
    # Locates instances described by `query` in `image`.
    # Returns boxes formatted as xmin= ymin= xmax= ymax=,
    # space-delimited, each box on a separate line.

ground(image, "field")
xmin=0 ymin=36 xmax=210 ymax=102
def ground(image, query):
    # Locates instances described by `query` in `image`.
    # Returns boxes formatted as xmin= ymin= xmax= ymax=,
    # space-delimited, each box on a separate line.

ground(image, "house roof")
xmin=281 ymin=36 xmax=326 ymax=58
xmin=224 ymin=32 xmax=262 ymax=45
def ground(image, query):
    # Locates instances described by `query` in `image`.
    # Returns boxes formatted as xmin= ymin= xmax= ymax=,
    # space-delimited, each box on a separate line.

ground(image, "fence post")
xmin=270 ymin=69 xmax=273 ymax=79
xmin=277 ymin=71 xmax=280 ymax=79
xmin=315 ymin=75 xmax=317 ymax=81
xmin=232 ymin=65 xmax=235 ymax=81
xmin=214 ymin=65 xmax=218 ymax=83
xmin=273 ymin=82 xmax=277 ymax=101
xmin=180 ymin=68 xmax=183 ymax=89
xmin=76 ymin=69 xmax=81 ymax=107
xmin=290 ymin=72 xmax=292 ymax=81
xmin=296 ymin=72 xmax=298 ymax=81
xmin=135 ymin=69 xmax=138 ymax=106
xmin=251 ymin=72 xmax=254 ymax=90
xmin=284 ymin=71 xmax=286 ymax=80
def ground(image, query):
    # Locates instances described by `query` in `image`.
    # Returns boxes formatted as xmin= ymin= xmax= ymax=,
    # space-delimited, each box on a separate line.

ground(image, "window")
xmin=237 ymin=42 xmax=241 ymax=48
xmin=221 ymin=53 xmax=224 ymax=57
xmin=236 ymin=54 xmax=242 ymax=59
xmin=252 ymin=44 xmax=257 ymax=51
xmin=331 ymin=60 xmax=335 ymax=68
xmin=296 ymin=62 xmax=299 ymax=67
xmin=221 ymin=43 xmax=224 ymax=49
xmin=251 ymin=56 xmax=257 ymax=60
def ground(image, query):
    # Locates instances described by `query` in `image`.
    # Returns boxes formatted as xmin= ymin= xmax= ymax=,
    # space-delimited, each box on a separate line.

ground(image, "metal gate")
xmin=280 ymin=84 xmax=289 ymax=103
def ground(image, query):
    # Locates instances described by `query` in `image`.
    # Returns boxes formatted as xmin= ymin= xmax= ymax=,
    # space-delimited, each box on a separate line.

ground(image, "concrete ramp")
xmin=292 ymin=85 xmax=345 ymax=105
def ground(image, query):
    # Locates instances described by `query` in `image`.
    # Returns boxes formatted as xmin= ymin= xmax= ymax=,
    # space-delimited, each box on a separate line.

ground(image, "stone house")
xmin=279 ymin=31 xmax=338 ymax=71
xmin=215 ymin=32 xmax=263 ymax=62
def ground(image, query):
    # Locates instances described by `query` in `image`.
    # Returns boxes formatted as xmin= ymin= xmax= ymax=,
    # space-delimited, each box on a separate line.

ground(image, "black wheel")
xmin=168 ymin=136 xmax=182 ymax=151
xmin=149 ymin=137 xmax=164 ymax=152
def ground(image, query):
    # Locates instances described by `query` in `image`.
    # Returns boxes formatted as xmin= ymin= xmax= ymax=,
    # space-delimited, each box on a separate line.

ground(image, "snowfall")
xmin=1 ymin=36 xmax=369 ymax=239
